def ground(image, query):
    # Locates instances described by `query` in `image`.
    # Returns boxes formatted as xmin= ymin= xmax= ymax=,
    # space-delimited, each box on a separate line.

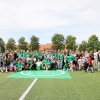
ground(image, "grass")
xmin=0 ymin=71 xmax=100 ymax=100
xmin=0 ymin=72 xmax=34 ymax=100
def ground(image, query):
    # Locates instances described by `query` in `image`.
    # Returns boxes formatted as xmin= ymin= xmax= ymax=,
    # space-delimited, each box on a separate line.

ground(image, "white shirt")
xmin=36 ymin=61 xmax=42 ymax=66
xmin=94 ymin=52 xmax=98 ymax=59
xmin=27 ymin=58 xmax=31 ymax=62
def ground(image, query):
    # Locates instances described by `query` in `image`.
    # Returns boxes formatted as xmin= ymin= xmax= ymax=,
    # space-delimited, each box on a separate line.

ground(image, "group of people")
xmin=0 ymin=49 xmax=100 ymax=73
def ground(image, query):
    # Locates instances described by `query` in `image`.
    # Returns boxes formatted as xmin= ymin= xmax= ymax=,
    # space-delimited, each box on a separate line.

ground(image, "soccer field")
xmin=0 ymin=71 xmax=100 ymax=100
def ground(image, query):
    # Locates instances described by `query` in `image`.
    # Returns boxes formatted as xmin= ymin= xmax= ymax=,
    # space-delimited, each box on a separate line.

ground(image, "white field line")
xmin=19 ymin=78 xmax=38 ymax=100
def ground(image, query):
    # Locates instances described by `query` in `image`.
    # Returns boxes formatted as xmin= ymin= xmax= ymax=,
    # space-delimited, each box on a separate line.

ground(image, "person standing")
xmin=98 ymin=51 xmax=100 ymax=71
xmin=87 ymin=56 xmax=94 ymax=73
xmin=93 ymin=50 xmax=98 ymax=70
xmin=89 ymin=51 xmax=94 ymax=69
xmin=0 ymin=53 xmax=4 ymax=72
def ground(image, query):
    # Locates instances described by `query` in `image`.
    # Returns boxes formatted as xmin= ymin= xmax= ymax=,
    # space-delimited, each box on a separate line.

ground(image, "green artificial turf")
xmin=0 ymin=72 xmax=34 ymax=100
xmin=25 ymin=71 xmax=100 ymax=100
xmin=8 ymin=70 xmax=72 ymax=79
xmin=0 ymin=71 xmax=100 ymax=100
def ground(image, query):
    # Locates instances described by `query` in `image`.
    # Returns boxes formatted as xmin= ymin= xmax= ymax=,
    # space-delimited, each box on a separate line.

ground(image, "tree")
xmin=0 ymin=38 xmax=5 ymax=52
xmin=51 ymin=34 xmax=65 ymax=50
xmin=79 ymin=40 xmax=88 ymax=51
xmin=30 ymin=35 xmax=39 ymax=51
xmin=66 ymin=35 xmax=76 ymax=51
xmin=87 ymin=34 xmax=100 ymax=51
xmin=6 ymin=38 xmax=16 ymax=50
xmin=18 ymin=37 xmax=28 ymax=50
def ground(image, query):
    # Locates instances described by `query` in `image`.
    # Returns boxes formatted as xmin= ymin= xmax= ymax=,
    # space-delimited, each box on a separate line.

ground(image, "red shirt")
xmin=88 ymin=57 xmax=92 ymax=66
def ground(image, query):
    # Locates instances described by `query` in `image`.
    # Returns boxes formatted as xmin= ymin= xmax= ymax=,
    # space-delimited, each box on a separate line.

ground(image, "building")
xmin=39 ymin=43 xmax=53 ymax=51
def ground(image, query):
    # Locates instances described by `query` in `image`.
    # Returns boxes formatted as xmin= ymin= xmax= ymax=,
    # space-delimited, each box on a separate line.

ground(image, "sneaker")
xmin=98 ymin=69 xmax=100 ymax=71
xmin=6 ymin=70 xmax=8 ymax=73
xmin=91 ymin=70 xmax=94 ymax=73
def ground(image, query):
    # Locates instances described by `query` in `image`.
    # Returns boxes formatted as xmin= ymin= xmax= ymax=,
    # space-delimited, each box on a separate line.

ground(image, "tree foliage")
xmin=6 ymin=38 xmax=16 ymax=50
xmin=66 ymin=35 xmax=76 ymax=51
xmin=0 ymin=38 xmax=5 ymax=52
xmin=51 ymin=33 xmax=65 ymax=50
xmin=18 ymin=37 xmax=28 ymax=50
xmin=79 ymin=40 xmax=88 ymax=51
xmin=87 ymin=34 xmax=100 ymax=51
xmin=30 ymin=35 xmax=39 ymax=51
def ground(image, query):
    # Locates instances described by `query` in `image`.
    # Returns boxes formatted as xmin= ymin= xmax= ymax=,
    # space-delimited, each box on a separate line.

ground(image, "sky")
xmin=0 ymin=0 xmax=100 ymax=44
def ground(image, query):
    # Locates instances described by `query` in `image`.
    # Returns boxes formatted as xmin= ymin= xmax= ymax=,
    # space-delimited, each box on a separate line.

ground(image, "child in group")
xmin=87 ymin=56 xmax=94 ymax=73
xmin=8 ymin=61 xmax=14 ymax=72
xmin=78 ymin=56 xmax=84 ymax=70
xmin=14 ymin=61 xmax=22 ymax=72
xmin=68 ymin=61 xmax=74 ymax=71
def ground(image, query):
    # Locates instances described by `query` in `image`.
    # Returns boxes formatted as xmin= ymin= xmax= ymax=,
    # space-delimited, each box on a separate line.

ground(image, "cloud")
xmin=0 ymin=0 xmax=100 ymax=29
xmin=0 ymin=0 xmax=100 ymax=44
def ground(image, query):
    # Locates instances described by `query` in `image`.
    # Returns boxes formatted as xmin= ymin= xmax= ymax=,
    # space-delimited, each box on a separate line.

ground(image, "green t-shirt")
xmin=29 ymin=60 xmax=33 ymax=64
xmin=66 ymin=55 xmax=73 ymax=62
xmin=32 ymin=52 xmax=36 ymax=57
xmin=53 ymin=54 xmax=57 ymax=59
xmin=37 ymin=53 xmax=42 ymax=59
xmin=16 ymin=63 xmax=22 ymax=68
xmin=60 ymin=56 xmax=63 ymax=61
xmin=22 ymin=52 xmax=26 ymax=57
xmin=42 ymin=59 xmax=47 ymax=64
xmin=17 ymin=52 xmax=21 ymax=57
xmin=46 ymin=61 xmax=51 ymax=65
xmin=25 ymin=53 xmax=30 ymax=57
xmin=63 ymin=64 xmax=68 ymax=69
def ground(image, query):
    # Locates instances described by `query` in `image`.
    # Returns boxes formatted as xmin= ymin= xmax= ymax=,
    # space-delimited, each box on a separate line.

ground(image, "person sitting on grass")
xmin=8 ymin=61 xmax=15 ymax=72
xmin=68 ymin=61 xmax=74 ymax=71
xmin=14 ymin=61 xmax=23 ymax=72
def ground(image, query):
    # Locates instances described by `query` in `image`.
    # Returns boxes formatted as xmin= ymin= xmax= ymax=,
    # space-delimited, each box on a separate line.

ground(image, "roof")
xmin=39 ymin=43 xmax=52 ymax=51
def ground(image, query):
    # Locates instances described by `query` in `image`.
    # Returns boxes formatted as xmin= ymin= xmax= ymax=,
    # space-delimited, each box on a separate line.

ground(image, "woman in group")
xmin=36 ymin=59 xmax=42 ymax=71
